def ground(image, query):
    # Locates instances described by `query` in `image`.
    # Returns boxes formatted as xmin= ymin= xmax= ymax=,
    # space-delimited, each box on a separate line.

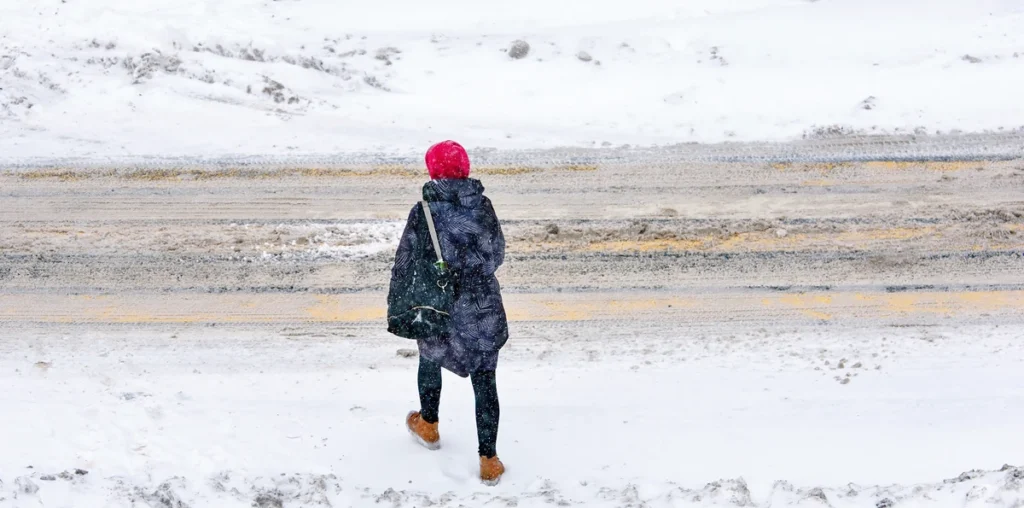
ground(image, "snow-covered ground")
xmin=3 ymin=1 xmax=1024 ymax=506
xmin=2 ymin=0 xmax=1023 ymax=159
xmin=2 ymin=324 xmax=1023 ymax=507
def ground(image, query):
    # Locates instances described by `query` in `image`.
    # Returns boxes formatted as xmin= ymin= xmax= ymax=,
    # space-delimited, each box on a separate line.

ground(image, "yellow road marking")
xmin=2 ymin=290 xmax=1022 ymax=324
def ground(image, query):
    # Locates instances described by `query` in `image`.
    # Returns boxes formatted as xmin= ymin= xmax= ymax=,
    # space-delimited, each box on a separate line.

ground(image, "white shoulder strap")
xmin=421 ymin=201 xmax=444 ymax=265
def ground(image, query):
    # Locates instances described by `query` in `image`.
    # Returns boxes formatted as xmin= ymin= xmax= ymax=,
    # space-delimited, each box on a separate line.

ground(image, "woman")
xmin=388 ymin=140 xmax=509 ymax=486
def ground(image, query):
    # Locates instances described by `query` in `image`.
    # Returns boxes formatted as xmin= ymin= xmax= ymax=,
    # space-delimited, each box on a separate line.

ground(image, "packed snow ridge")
xmin=2 ymin=0 xmax=1023 ymax=159
xmin=3 ymin=465 xmax=1022 ymax=507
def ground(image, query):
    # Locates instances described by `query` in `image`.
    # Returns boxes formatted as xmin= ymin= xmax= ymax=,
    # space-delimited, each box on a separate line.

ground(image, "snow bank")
xmin=2 ymin=0 xmax=1023 ymax=159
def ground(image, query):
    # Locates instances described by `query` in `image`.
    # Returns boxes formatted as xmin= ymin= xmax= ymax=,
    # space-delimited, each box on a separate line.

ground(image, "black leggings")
xmin=418 ymin=357 xmax=499 ymax=458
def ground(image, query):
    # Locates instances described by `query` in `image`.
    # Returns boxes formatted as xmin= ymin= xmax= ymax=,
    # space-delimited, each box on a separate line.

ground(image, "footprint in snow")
xmin=439 ymin=457 xmax=476 ymax=483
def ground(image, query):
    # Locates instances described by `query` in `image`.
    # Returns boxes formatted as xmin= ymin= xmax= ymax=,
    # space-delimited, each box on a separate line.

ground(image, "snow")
xmin=2 ymin=0 xmax=1024 ymax=160
xmin=3 ymin=1 xmax=1024 ymax=506
xmin=2 ymin=323 xmax=1023 ymax=506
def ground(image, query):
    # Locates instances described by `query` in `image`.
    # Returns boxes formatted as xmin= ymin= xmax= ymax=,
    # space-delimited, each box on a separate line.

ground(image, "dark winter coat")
xmin=388 ymin=178 xmax=509 ymax=377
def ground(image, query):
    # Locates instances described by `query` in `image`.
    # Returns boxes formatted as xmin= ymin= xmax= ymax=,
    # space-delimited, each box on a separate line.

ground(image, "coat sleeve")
xmin=486 ymin=198 xmax=505 ymax=270
xmin=390 ymin=205 xmax=421 ymax=283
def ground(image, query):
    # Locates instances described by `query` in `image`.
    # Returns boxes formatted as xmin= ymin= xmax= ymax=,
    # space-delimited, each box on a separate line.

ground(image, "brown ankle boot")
xmin=480 ymin=455 xmax=505 ymax=486
xmin=406 ymin=411 xmax=440 ymax=450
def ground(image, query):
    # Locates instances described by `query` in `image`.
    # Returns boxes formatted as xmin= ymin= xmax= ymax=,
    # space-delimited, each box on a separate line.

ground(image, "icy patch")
xmin=236 ymin=221 xmax=404 ymax=262
xmin=301 ymin=222 xmax=403 ymax=261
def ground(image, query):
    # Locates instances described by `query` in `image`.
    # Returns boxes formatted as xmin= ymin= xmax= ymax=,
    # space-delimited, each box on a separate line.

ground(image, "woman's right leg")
xmin=470 ymin=370 xmax=499 ymax=458
xmin=418 ymin=357 xmax=443 ymax=424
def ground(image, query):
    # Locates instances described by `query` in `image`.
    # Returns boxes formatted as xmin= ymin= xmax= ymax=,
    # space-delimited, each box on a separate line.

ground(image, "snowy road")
xmin=1 ymin=145 xmax=1023 ymax=506
xmin=2 ymin=148 xmax=1022 ymax=321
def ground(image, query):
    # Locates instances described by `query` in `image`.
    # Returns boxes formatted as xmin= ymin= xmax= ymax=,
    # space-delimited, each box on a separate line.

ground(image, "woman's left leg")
xmin=418 ymin=356 xmax=443 ymax=424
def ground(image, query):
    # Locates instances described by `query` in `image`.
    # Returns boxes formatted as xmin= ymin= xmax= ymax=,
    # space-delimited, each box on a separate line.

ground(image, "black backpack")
xmin=387 ymin=201 xmax=455 ymax=340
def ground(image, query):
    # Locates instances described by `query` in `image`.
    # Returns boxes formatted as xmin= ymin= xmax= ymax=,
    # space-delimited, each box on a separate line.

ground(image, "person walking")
xmin=387 ymin=140 xmax=509 ymax=486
